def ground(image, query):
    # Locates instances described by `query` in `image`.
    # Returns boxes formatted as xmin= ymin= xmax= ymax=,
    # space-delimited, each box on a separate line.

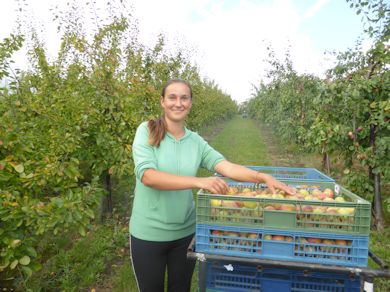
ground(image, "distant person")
xmin=130 ymin=78 xmax=295 ymax=292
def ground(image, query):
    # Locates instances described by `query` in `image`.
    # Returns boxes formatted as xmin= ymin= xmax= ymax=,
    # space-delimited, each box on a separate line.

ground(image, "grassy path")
xmin=205 ymin=116 xmax=271 ymax=165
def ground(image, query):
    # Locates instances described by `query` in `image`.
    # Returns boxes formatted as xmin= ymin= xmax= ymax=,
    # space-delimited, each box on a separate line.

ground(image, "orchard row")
xmin=0 ymin=8 xmax=237 ymax=282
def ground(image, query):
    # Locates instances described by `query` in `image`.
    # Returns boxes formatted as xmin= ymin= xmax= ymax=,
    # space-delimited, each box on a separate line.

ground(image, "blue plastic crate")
xmin=215 ymin=165 xmax=335 ymax=182
xmin=204 ymin=261 xmax=361 ymax=292
xmin=196 ymin=224 xmax=369 ymax=267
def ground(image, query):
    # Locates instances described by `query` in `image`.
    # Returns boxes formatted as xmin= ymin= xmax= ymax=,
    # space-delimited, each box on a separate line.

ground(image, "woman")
xmin=130 ymin=79 xmax=295 ymax=292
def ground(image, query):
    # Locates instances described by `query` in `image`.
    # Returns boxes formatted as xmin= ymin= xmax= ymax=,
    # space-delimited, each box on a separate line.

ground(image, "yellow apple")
xmin=210 ymin=199 xmax=222 ymax=207
xmin=334 ymin=196 xmax=346 ymax=202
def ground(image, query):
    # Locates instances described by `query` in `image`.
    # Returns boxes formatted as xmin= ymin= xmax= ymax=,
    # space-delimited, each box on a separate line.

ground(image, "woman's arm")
xmin=214 ymin=160 xmax=295 ymax=195
xmin=142 ymin=169 xmax=229 ymax=194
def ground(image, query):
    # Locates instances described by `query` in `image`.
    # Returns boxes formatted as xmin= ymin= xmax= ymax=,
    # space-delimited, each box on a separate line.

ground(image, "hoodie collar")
xmin=165 ymin=127 xmax=191 ymax=142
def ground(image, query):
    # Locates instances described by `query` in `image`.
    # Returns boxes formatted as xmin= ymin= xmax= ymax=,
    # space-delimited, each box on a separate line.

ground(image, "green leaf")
xmin=79 ymin=226 xmax=86 ymax=236
xmin=19 ymin=256 xmax=31 ymax=266
xmin=14 ymin=164 xmax=24 ymax=173
xmin=10 ymin=260 xmax=18 ymax=270
xmin=85 ymin=208 xmax=95 ymax=219
xmin=10 ymin=239 xmax=21 ymax=248
xmin=21 ymin=266 xmax=33 ymax=277
xmin=26 ymin=247 xmax=37 ymax=258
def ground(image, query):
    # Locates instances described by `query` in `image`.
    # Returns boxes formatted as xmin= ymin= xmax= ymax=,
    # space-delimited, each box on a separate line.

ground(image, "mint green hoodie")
xmin=130 ymin=121 xmax=225 ymax=241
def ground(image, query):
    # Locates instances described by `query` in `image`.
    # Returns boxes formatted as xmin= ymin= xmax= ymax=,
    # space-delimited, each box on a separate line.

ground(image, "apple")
xmin=311 ymin=189 xmax=322 ymax=197
xmin=221 ymin=200 xmax=239 ymax=208
xmin=304 ymin=195 xmax=314 ymax=201
xmin=280 ymin=204 xmax=296 ymax=212
xmin=272 ymin=235 xmax=285 ymax=241
xmin=241 ymin=188 xmax=252 ymax=194
xmin=227 ymin=187 xmax=238 ymax=195
xmin=255 ymin=193 xmax=271 ymax=199
xmin=272 ymin=193 xmax=284 ymax=199
xmin=326 ymin=207 xmax=339 ymax=215
xmin=299 ymin=189 xmax=309 ymax=197
xmin=211 ymin=229 xmax=222 ymax=235
xmin=217 ymin=210 xmax=229 ymax=221
xmin=334 ymin=196 xmax=345 ymax=202
xmin=263 ymin=234 xmax=272 ymax=240
xmin=264 ymin=205 xmax=276 ymax=211
xmin=323 ymin=188 xmax=334 ymax=198
xmin=338 ymin=207 xmax=355 ymax=215
xmin=246 ymin=233 xmax=258 ymax=246
xmin=284 ymin=194 xmax=297 ymax=200
xmin=317 ymin=192 xmax=328 ymax=200
xmin=321 ymin=239 xmax=335 ymax=252
xmin=306 ymin=237 xmax=321 ymax=244
xmin=253 ymin=208 xmax=263 ymax=218
xmin=323 ymin=197 xmax=335 ymax=202
xmin=210 ymin=199 xmax=222 ymax=207
xmin=229 ymin=212 xmax=241 ymax=223
xmin=335 ymin=239 xmax=347 ymax=246
xmin=313 ymin=206 xmax=326 ymax=214
xmin=301 ymin=205 xmax=313 ymax=213
xmin=334 ymin=239 xmax=348 ymax=254
xmin=243 ymin=200 xmax=258 ymax=209
xmin=285 ymin=236 xmax=293 ymax=242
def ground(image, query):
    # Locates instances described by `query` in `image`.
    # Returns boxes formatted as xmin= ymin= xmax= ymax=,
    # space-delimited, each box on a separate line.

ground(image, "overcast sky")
xmin=1 ymin=0 xmax=367 ymax=103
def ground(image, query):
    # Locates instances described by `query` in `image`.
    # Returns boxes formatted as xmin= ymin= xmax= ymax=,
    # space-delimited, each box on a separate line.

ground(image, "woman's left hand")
xmin=262 ymin=174 xmax=296 ymax=195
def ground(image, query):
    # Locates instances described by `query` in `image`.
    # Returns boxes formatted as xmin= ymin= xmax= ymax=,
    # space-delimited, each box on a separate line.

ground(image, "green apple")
xmin=334 ymin=196 xmax=345 ymax=202
xmin=210 ymin=199 xmax=222 ymax=207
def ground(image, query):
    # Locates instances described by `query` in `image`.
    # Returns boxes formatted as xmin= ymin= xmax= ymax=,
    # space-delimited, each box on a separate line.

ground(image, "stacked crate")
xmin=195 ymin=166 xmax=371 ymax=291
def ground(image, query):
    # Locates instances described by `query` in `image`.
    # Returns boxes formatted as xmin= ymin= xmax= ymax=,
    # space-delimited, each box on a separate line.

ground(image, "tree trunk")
xmin=322 ymin=152 xmax=331 ymax=175
xmin=101 ymin=172 xmax=113 ymax=222
xmin=369 ymin=124 xmax=384 ymax=230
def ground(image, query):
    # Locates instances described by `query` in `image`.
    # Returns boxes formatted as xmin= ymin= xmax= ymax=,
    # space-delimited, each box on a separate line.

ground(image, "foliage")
xmin=0 ymin=0 xmax=237 ymax=286
xmin=246 ymin=1 xmax=389 ymax=226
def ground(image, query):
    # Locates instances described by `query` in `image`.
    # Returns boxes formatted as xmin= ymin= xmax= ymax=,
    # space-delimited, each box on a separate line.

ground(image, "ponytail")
xmin=148 ymin=116 xmax=166 ymax=147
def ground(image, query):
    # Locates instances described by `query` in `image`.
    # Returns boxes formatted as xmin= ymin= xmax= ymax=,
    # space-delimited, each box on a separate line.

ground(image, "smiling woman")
xmin=129 ymin=78 xmax=295 ymax=292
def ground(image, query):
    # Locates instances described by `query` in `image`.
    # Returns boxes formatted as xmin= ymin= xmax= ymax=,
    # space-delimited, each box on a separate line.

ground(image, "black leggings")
xmin=130 ymin=234 xmax=196 ymax=292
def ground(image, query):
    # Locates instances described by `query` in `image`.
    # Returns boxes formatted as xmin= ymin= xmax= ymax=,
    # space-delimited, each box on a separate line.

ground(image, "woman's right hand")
xmin=197 ymin=177 xmax=229 ymax=194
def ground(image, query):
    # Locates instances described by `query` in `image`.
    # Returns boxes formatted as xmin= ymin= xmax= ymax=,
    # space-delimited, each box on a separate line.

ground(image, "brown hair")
xmin=148 ymin=79 xmax=192 ymax=147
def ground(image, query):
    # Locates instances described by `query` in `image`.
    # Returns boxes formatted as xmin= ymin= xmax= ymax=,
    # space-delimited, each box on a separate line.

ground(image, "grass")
xmin=206 ymin=116 xmax=271 ymax=166
xmin=23 ymin=222 xmax=129 ymax=291
xmin=20 ymin=116 xmax=390 ymax=291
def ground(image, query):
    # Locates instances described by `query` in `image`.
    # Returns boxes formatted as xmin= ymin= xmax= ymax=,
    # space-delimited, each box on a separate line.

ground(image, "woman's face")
xmin=161 ymin=82 xmax=192 ymax=123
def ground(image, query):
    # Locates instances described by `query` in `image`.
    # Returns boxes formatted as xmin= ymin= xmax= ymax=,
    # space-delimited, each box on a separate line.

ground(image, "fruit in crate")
xmin=323 ymin=188 xmax=334 ymax=198
xmin=241 ymin=187 xmax=252 ymax=194
xmin=210 ymin=199 xmax=222 ymax=207
xmin=326 ymin=207 xmax=339 ymax=215
xmin=227 ymin=187 xmax=239 ymax=195
xmin=272 ymin=235 xmax=285 ymax=241
xmin=264 ymin=205 xmax=276 ymax=211
xmin=255 ymin=193 xmax=271 ymax=199
xmin=280 ymin=204 xmax=295 ymax=211
xmin=311 ymin=189 xmax=322 ymax=197
xmin=313 ymin=206 xmax=326 ymax=214
xmin=338 ymin=207 xmax=355 ymax=215
xmin=334 ymin=196 xmax=346 ymax=202
xmin=299 ymin=189 xmax=309 ymax=197
xmin=323 ymin=197 xmax=335 ymax=202
xmin=263 ymin=234 xmax=272 ymax=240
xmin=243 ymin=200 xmax=258 ymax=209
xmin=221 ymin=200 xmax=239 ymax=208
xmin=301 ymin=205 xmax=313 ymax=213
xmin=321 ymin=239 xmax=336 ymax=252
xmin=306 ymin=237 xmax=322 ymax=244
